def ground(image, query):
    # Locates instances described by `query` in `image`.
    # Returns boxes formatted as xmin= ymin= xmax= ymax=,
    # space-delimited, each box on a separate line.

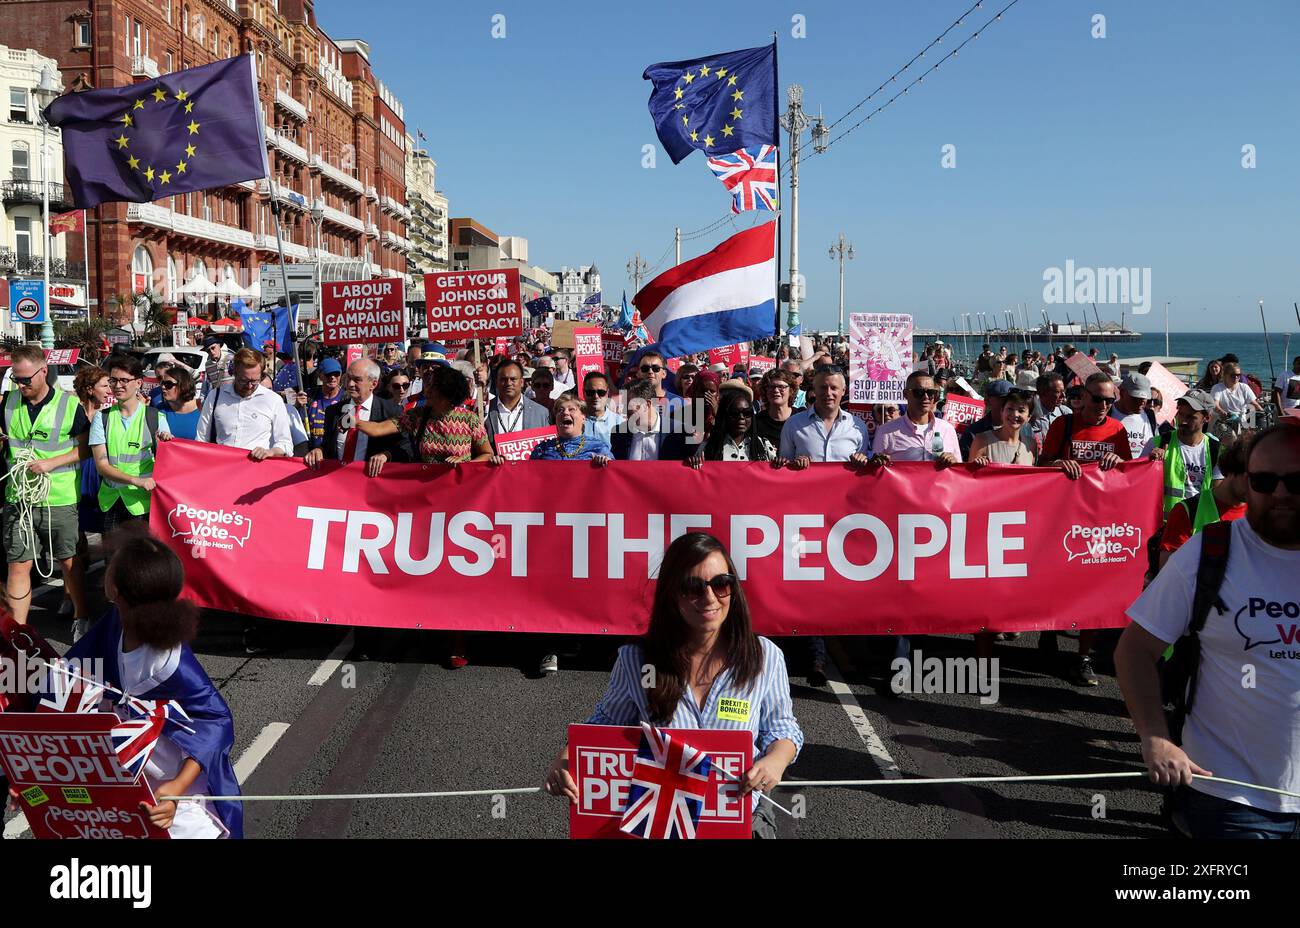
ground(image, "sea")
xmin=920 ymin=332 xmax=1298 ymax=383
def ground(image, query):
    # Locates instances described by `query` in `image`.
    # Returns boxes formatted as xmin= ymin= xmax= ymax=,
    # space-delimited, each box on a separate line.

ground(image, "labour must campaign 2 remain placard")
xmin=424 ymin=268 xmax=523 ymax=339
xmin=321 ymin=279 xmax=405 ymax=345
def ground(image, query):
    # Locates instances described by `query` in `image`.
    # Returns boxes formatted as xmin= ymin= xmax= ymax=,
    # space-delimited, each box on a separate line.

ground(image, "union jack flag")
xmin=619 ymin=722 xmax=714 ymax=840
xmin=623 ymin=310 xmax=648 ymax=347
xmin=707 ymin=144 xmax=779 ymax=214
xmin=111 ymin=699 xmax=192 ymax=779
xmin=36 ymin=660 xmax=106 ymax=714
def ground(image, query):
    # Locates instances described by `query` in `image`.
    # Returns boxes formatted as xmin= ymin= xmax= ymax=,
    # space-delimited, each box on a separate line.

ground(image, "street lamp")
xmin=310 ymin=200 xmax=324 ymax=320
xmin=829 ymin=234 xmax=854 ymax=337
xmin=33 ymin=64 xmax=60 ymax=349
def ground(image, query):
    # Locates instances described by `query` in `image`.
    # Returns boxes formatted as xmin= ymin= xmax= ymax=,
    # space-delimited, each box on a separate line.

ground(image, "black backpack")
xmin=1160 ymin=519 xmax=1232 ymax=745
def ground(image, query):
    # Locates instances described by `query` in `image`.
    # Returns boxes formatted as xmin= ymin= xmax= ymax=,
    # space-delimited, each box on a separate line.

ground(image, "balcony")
xmin=365 ymin=223 xmax=380 ymax=238
xmin=275 ymin=89 xmax=307 ymax=122
xmin=2 ymin=179 xmax=74 ymax=213
xmin=252 ymin=234 xmax=311 ymax=261
xmin=310 ymin=155 xmax=364 ymax=196
xmin=365 ymin=186 xmax=379 ymax=202
xmin=125 ymin=202 xmax=256 ymax=249
xmin=256 ymin=179 xmax=309 ymax=210
xmin=316 ymin=199 xmax=365 ymax=234
xmin=383 ymin=230 xmax=412 ymax=253
xmin=264 ymin=123 xmax=308 ymax=164
xmin=381 ymin=195 xmax=410 ymax=221
xmin=0 ymin=248 xmax=86 ymax=280
xmin=131 ymin=56 xmax=159 ymax=79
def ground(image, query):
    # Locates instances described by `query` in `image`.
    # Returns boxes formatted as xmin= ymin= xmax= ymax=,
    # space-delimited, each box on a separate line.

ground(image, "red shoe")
xmin=449 ymin=654 xmax=469 ymax=669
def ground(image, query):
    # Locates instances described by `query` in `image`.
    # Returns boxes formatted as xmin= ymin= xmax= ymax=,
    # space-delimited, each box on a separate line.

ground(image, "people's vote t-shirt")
xmin=1128 ymin=518 xmax=1300 ymax=812
xmin=1111 ymin=408 xmax=1154 ymax=459
xmin=1040 ymin=415 xmax=1132 ymax=463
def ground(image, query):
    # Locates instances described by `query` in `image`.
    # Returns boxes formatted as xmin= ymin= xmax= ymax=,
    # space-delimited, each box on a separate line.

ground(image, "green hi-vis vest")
xmin=1158 ymin=431 xmax=1219 ymax=515
xmin=98 ymin=405 xmax=159 ymax=516
xmin=2 ymin=388 xmax=80 ymax=507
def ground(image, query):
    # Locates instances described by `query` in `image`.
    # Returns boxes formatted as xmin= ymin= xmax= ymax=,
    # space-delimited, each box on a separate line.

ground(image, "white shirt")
xmin=1127 ymin=518 xmax=1300 ymax=813
xmin=1140 ymin=433 xmax=1223 ymax=495
xmin=1276 ymin=373 xmax=1300 ymax=410
xmin=1111 ymin=407 xmax=1155 ymax=459
xmin=195 ymin=383 xmax=294 ymax=454
xmin=334 ymin=395 xmax=372 ymax=462
xmin=1211 ymin=381 xmax=1256 ymax=417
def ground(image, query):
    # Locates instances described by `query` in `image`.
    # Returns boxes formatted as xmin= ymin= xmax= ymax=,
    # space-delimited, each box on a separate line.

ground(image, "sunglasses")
xmin=908 ymin=388 xmax=940 ymax=400
xmin=1086 ymin=391 xmax=1116 ymax=405
xmin=1247 ymin=471 xmax=1300 ymax=495
xmin=584 ymin=389 xmax=609 ymax=398
xmin=12 ymin=368 xmax=45 ymax=387
xmin=390 ymin=381 xmax=410 ymax=390
xmin=680 ymin=573 xmax=736 ymax=599
xmin=727 ymin=406 xmax=754 ymax=418
xmin=640 ymin=364 xmax=664 ymax=373
xmin=161 ymin=380 xmax=179 ymax=389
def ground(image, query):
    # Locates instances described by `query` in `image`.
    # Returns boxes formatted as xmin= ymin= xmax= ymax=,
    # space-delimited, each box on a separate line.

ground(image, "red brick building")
xmin=3 ymin=0 xmax=408 ymax=325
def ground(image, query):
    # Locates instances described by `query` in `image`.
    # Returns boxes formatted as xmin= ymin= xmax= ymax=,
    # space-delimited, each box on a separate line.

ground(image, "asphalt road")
xmin=4 ymin=561 xmax=1166 ymax=840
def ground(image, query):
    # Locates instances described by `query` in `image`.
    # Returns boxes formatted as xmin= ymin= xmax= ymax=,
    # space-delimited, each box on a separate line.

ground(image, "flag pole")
xmin=772 ymin=32 xmax=783 ymax=348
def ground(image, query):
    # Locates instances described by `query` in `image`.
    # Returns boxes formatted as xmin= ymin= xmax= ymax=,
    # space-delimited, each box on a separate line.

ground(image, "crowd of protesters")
xmin=0 ymin=325 xmax=1295 ymax=839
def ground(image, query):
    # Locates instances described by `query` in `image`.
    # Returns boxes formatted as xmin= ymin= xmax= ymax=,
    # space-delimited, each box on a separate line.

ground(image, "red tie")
xmin=342 ymin=426 xmax=358 ymax=462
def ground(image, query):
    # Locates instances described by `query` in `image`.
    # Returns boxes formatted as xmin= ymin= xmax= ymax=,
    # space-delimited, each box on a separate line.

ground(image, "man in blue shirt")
xmin=305 ymin=357 xmax=346 ymax=449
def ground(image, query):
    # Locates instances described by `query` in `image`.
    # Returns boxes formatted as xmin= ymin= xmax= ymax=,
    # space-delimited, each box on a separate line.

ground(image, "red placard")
xmin=151 ymin=441 xmax=1162 ymax=636
xmin=0 ymin=713 xmax=168 ymax=840
xmin=321 ymin=280 xmax=405 ymax=346
xmin=0 ymin=349 xmax=82 ymax=368
xmin=749 ymin=356 xmax=777 ymax=374
xmin=345 ymin=344 xmax=366 ymax=366
xmin=567 ymin=724 xmax=752 ymax=839
xmin=942 ymin=396 xmax=986 ymax=434
xmin=494 ymin=426 xmax=555 ymax=461
xmin=1065 ymin=352 xmax=1104 ymax=384
xmin=601 ymin=333 xmax=625 ymax=363
xmin=708 ymin=343 xmax=750 ymax=371
xmin=493 ymin=337 xmax=511 ymax=357
xmin=424 ymin=268 xmax=523 ymax=339
xmin=665 ymin=357 xmax=683 ymax=374
xmin=572 ymin=327 xmax=603 ymax=381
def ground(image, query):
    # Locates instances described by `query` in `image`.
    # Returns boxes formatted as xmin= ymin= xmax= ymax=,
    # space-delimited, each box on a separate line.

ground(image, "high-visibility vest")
xmin=97 ymin=404 xmax=158 ymax=515
xmin=2 ymin=388 xmax=80 ymax=506
xmin=1158 ymin=431 xmax=1219 ymax=515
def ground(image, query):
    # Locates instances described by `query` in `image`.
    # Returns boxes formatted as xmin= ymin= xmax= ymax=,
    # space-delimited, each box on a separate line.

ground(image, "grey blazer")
xmin=483 ymin=396 xmax=551 ymax=451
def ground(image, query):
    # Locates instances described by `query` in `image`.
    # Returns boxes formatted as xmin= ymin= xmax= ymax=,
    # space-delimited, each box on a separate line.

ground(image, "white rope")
xmin=4 ymin=447 xmax=55 ymax=580
xmin=193 ymin=772 xmax=1300 ymax=804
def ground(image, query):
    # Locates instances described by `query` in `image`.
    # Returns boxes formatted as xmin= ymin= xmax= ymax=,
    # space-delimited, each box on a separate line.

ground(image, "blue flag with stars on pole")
xmin=643 ymin=42 xmax=777 ymax=165
xmin=42 ymin=55 xmax=269 ymax=209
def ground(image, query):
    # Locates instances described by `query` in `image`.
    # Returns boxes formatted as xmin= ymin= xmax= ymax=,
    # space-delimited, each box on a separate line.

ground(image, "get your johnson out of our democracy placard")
xmin=320 ymin=279 xmax=406 ymax=345
xmin=423 ymin=268 xmax=523 ymax=339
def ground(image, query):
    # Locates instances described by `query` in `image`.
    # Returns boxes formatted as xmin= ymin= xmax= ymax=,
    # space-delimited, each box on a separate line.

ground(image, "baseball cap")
xmin=319 ymin=358 xmax=343 ymax=375
xmin=1120 ymin=372 xmax=1152 ymax=399
xmin=984 ymin=379 xmax=1014 ymax=398
xmin=1177 ymin=389 xmax=1215 ymax=414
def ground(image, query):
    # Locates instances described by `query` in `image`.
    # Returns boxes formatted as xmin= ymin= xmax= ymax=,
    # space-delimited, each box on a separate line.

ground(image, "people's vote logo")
xmin=167 ymin=503 xmax=253 ymax=552
xmin=44 ymin=805 xmax=152 ymax=839
xmin=1234 ymin=597 xmax=1300 ymax=654
xmin=1062 ymin=522 xmax=1142 ymax=565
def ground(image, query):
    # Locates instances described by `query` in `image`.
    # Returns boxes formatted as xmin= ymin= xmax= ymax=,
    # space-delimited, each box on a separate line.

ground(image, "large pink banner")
xmin=150 ymin=442 xmax=1162 ymax=635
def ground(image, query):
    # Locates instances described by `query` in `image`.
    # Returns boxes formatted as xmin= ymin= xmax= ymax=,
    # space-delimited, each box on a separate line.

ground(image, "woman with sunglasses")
xmin=543 ymin=532 xmax=803 ymax=838
xmin=1210 ymin=362 xmax=1262 ymax=442
xmin=157 ymin=366 xmax=201 ymax=441
xmin=686 ymin=388 xmax=776 ymax=468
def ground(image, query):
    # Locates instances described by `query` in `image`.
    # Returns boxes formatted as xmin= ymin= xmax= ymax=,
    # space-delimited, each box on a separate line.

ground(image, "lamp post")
xmin=828 ymin=233 xmax=854 ymax=337
xmin=310 ymin=200 xmax=324 ymax=328
xmin=34 ymin=64 xmax=60 ymax=349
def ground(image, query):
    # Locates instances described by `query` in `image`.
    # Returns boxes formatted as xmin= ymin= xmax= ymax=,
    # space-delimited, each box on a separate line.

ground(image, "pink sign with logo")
xmin=494 ymin=426 xmax=554 ymax=461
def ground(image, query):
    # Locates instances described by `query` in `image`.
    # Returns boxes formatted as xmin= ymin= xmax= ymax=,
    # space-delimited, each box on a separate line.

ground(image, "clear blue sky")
xmin=318 ymin=0 xmax=1299 ymax=333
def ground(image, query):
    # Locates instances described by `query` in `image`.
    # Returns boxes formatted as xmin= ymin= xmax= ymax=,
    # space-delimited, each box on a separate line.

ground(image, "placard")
xmin=0 ymin=712 xmax=168 ymax=840
xmin=942 ymin=396 xmax=986 ymax=434
xmin=424 ymin=268 xmax=522 ymax=339
xmin=601 ymin=333 xmax=625 ymax=363
xmin=708 ymin=343 xmax=750 ymax=372
xmin=493 ymin=426 xmax=555 ymax=461
xmin=321 ymin=279 xmax=405 ymax=345
xmin=1143 ymin=362 xmax=1189 ymax=427
xmin=567 ymin=724 xmax=752 ymax=840
xmin=1064 ymin=352 xmax=1104 ymax=384
xmin=849 ymin=312 xmax=912 ymax=404
xmin=550 ymin=319 xmax=581 ymax=350
xmin=573 ymin=327 xmax=603 ymax=381
xmin=749 ymin=356 xmax=777 ymax=375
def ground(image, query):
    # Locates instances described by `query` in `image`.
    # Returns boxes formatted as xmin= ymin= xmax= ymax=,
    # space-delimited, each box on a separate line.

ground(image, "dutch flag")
xmin=633 ymin=221 xmax=777 ymax=359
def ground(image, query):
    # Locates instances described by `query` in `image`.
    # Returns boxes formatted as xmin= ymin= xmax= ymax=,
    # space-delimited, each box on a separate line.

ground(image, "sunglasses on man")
xmin=640 ymin=364 xmax=663 ymax=374
xmin=584 ymin=388 xmax=609 ymax=398
xmin=908 ymin=388 xmax=940 ymax=400
xmin=12 ymin=367 xmax=45 ymax=387
xmin=1086 ymin=391 xmax=1116 ymax=406
xmin=1248 ymin=471 xmax=1300 ymax=495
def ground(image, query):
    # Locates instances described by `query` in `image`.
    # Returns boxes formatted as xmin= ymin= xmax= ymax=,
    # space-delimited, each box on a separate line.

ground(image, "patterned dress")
xmin=396 ymin=407 xmax=487 ymax=463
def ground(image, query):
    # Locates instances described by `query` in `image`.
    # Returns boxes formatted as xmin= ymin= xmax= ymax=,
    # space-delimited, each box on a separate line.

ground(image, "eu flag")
xmin=43 ymin=55 xmax=269 ymax=209
xmin=240 ymin=305 xmax=295 ymax=354
xmin=643 ymin=43 xmax=778 ymax=165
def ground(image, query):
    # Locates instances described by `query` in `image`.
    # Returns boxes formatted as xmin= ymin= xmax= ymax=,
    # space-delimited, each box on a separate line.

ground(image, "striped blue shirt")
xmin=586 ymin=636 xmax=804 ymax=762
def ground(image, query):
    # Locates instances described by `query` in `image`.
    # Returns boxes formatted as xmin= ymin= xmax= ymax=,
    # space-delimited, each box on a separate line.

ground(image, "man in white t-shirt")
xmin=1116 ymin=424 xmax=1300 ymax=837
xmin=1110 ymin=372 xmax=1162 ymax=460
xmin=1274 ymin=355 xmax=1300 ymax=412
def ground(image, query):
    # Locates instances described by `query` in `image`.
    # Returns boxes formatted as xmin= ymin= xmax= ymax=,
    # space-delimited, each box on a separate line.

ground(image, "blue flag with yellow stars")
xmin=643 ymin=43 xmax=777 ymax=165
xmin=43 ymin=55 xmax=269 ymax=209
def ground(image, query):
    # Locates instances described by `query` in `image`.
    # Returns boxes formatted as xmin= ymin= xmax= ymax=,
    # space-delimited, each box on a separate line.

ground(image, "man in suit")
xmin=610 ymin=380 xmax=690 ymax=461
xmin=484 ymin=359 xmax=550 ymax=451
xmin=302 ymin=358 xmax=403 ymax=474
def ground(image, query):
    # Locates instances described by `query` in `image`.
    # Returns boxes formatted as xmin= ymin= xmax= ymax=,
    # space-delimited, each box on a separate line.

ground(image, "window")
xmin=132 ymin=246 xmax=154 ymax=298
xmin=75 ymin=20 xmax=92 ymax=48
xmin=14 ymin=218 xmax=32 ymax=260
xmin=167 ymin=255 xmax=178 ymax=301
xmin=133 ymin=21 xmax=142 ymax=58
xmin=166 ymin=51 xmax=174 ymax=72
xmin=9 ymin=87 xmax=27 ymax=123
xmin=11 ymin=142 xmax=30 ymax=180
xmin=124 ymin=15 xmax=129 ymax=56
xmin=182 ymin=7 xmax=188 ymax=35
xmin=212 ymin=29 xmax=218 ymax=56
xmin=164 ymin=0 xmax=172 ymax=24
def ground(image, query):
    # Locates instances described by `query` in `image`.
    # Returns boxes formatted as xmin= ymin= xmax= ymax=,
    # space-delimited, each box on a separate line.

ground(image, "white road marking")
xmin=307 ymin=631 xmax=354 ymax=687
xmin=823 ymin=652 xmax=902 ymax=779
xmin=234 ymin=722 xmax=292 ymax=784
